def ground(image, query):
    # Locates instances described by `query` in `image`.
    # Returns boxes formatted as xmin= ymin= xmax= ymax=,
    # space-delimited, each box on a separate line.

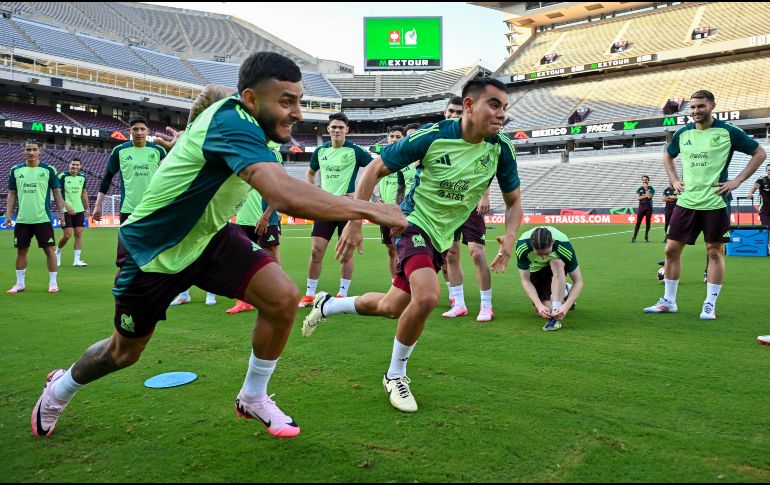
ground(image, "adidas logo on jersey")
xmin=435 ymin=155 xmax=451 ymax=166
xmin=683 ymin=140 xmax=693 ymax=146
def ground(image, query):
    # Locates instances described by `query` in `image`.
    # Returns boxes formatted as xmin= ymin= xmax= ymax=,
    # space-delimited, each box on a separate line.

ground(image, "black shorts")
xmin=760 ymin=211 xmax=770 ymax=228
xmin=380 ymin=225 xmax=393 ymax=245
xmin=14 ymin=222 xmax=55 ymax=249
xmin=530 ymin=266 xmax=554 ymax=302
xmin=63 ymin=211 xmax=86 ymax=228
xmin=453 ymin=211 xmax=486 ymax=246
xmin=667 ymin=206 xmax=730 ymax=245
xmin=637 ymin=206 xmax=653 ymax=219
xmin=311 ymin=220 xmax=347 ymax=241
xmin=113 ymin=223 xmax=274 ymax=338
xmin=119 ymin=212 xmax=131 ymax=224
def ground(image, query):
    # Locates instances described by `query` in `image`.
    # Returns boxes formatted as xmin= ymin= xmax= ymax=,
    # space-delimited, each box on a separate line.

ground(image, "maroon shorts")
xmin=63 ymin=211 xmax=86 ymax=228
xmin=113 ymin=223 xmax=274 ymax=338
xmin=664 ymin=204 xmax=676 ymax=222
xmin=380 ymin=225 xmax=394 ymax=245
xmin=454 ymin=211 xmax=486 ymax=245
xmin=238 ymin=224 xmax=281 ymax=248
xmin=14 ymin=222 xmax=55 ymax=249
xmin=760 ymin=211 xmax=770 ymax=228
xmin=530 ymin=266 xmax=554 ymax=302
xmin=393 ymin=225 xmax=447 ymax=293
xmin=311 ymin=220 xmax=347 ymax=241
xmin=119 ymin=212 xmax=131 ymax=224
xmin=637 ymin=206 xmax=653 ymax=220
xmin=667 ymin=206 xmax=730 ymax=245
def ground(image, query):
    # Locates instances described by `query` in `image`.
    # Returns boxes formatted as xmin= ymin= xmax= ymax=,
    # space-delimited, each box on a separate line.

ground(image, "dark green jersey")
xmin=310 ymin=140 xmax=372 ymax=196
xmin=515 ymin=226 xmax=578 ymax=273
xmin=667 ymin=119 xmax=758 ymax=210
xmin=118 ymin=95 xmax=278 ymax=274
xmin=381 ymin=118 xmax=520 ymax=252
xmin=663 ymin=186 xmax=679 ymax=206
xmin=636 ymin=185 xmax=655 ymax=209
xmin=101 ymin=141 xmax=167 ymax=213
xmin=58 ymin=172 xmax=87 ymax=213
xmin=7 ymin=162 xmax=60 ymax=224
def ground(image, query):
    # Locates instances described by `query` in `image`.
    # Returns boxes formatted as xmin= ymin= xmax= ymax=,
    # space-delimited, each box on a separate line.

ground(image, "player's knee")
xmin=664 ymin=244 xmax=682 ymax=259
xmin=310 ymin=246 xmax=325 ymax=261
xmin=707 ymin=247 xmax=723 ymax=261
xmin=412 ymin=291 xmax=439 ymax=312
xmin=470 ymin=246 xmax=486 ymax=265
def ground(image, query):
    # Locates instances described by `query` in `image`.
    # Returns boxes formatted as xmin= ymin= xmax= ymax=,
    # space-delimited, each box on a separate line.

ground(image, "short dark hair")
xmin=447 ymin=96 xmax=462 ymax=107
xmin=461 ymin=77 xmax=507 ymax=100
xmin=238 ymin=51 xmax=302 ymax=94
xmin=641 ymin=175 xmax=650 ymax=180
xmin=691 ymin=90 xmax=715 ymax=102
xmin=531 ymin=227 xmax=554 ymax=252
xmin=129 ymin=117 xmax=147 ymax=128
xmin=71 ymin=157 xmax=82 ymax=163
xmin=24 ymin=139 xmax=40 ymax=148
xmin=328 ymin=112 xmax=349 ymax=125
xmin=388 ymin=125 xmax=405 ymax=136
xmin=404 ymin=122 xmax=421 ymax=132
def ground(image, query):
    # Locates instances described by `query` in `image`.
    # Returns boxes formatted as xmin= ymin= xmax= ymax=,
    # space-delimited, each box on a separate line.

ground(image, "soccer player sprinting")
xmin=746 ymin=163 xmax=770 ymax=230
xmin=302 ymin=78 xmax=523 ymax=413
xmin=4 ymin=140 xmax=73 ymax=293
xmin=644 ymin=90 xmax=766 ymax=320
xmin=515 ymin=226 xmax=584 ymax=331
xmin=30 ymin=53 xmax=406 ymax=440
xmin=440 ymin=96 xmax=496 ymax=322
xmin=227 ymin=142 xmax=285 ymax=314
xmin=298 ymin=113 xmax=373 ymax=307
xmin=662 ymin=182 xmax=679 ymax=242
xmin=93 ymin=117 xmax=166 ymax=225
xmin=55 ymin=158 xmax=90 ymax=267
xmin=631 ymin=175 xmax=654 ymax=243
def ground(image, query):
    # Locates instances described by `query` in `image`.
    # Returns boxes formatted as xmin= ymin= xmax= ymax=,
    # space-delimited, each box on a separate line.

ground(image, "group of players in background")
xmin=3 ymin=53 xmax=767 ymax=439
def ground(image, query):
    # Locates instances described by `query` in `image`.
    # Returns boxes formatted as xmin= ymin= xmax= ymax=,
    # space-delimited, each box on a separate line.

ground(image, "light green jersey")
xmin=310 ymin=140 xmax=372 ymax=196
xmin=7 ymin=162 xmax=60 ymax=224
xmin=59 ymin=172 xmax=87 ymax=213
xmin=102 ymin=141 xmax=166 ymax=213
xmin=515 ymin=226 xmax=578 ymax=274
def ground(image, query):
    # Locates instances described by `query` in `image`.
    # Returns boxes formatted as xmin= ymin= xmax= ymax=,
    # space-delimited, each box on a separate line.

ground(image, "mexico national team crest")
xmin=412 ymin=234 xmax=426 ymax=248
xmin=710 ymin=135 xmax=721 ymax=147
xmin=120 ymin=314 xmax=135 ymax=333
xmin=473 ymin=154 xmax=492 ymax=175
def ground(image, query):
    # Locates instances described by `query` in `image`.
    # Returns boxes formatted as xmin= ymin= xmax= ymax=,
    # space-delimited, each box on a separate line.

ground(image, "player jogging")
xmin=55 ymin=158 xmax=90 ymax=267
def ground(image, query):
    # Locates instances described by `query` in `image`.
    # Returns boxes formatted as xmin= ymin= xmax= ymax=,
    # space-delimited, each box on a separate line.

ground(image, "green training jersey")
xmin=118 ymin=95 xmax=279 ymax=275
xmin=310 ymin=140 xmax=372 ymax=196
xmin=7 ymin=162 xmax=60 ymax=224
xmin=101 ymin=141 xmax=167 ymax=213
xmin=236 ymin=142 xmax=283 ymax=226
xmin=58 ymin=172 xmax=87 ymax=213
xmin=667 ymin=119 xmax=759 ymax=210
xmin=381 ymin=118 xmax=520 ymax=252
xmin=398 ymin=163 xmax=418 ymax=194
xmin=515 ymin=226 xmax=578 ymax=274
xmin=378 ymin=172 xmax=400 ymax=204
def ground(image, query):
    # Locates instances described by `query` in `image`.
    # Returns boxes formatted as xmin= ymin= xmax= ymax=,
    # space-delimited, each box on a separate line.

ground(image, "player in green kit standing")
xmin=55 ymin=158 xmax=90 ymax=267
xmin=302 ymin=78 xmax=523 ymax=413
xmin=92 ymin=117 xmax=166 ymax=224
xmin=298 ymin=112 xmax=372 ymax=307
xmin=29 ymin=53 xmax=406 ymax=440
xmin=4 ymin=140 xmax=73 ymax=293
xmin=644 ymin=90 xmax=766 ymax=319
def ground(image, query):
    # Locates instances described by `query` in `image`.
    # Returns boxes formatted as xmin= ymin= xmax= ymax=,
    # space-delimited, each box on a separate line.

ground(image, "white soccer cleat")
xmin=73 ymin=261 xmax=87 ymax=267
xmin=476 ymin=305 xmax=494 ymax=323
xmin=757 ymin=335 xmax=770 ymax=346
xmin=302 ymin=292 xmax=332 ymax=337
xmin=643 ymin=298 xmax=677 ymax=313
xmin=699 ymin=302 xmax=716 ymax=320
xmin=382 ymin=374 xmax=418 ymax=413
xmin=6 ymin=284 xmax=26 ymax=294
xmin=205 ymin=293 xmax=217 ymax=306
xmin=48 ymin=284 xmax=59 ymax=293
xmin=169 ymin=295 xmax=191 ymax=306
xmin=442 ymin=306 xmax=468 ymax=318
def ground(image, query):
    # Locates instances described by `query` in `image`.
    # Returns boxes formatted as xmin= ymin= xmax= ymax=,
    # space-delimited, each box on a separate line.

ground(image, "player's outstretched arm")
xmin=239 ymin=161 xmax=405 ymax=232
xmin=491 ymin=188 xmax=523 ymax=273
xmin=335 ymin=157 xmax=394 ymax=262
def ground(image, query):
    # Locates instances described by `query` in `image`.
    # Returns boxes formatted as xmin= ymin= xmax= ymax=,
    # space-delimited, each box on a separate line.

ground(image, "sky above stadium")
xmin=146 ymin=2 xmax=509 ymax=73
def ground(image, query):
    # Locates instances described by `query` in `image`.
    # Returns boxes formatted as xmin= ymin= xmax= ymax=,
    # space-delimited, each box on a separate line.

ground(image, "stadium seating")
xmin=131 ymin=47 xmax=202 ymax=84
xmin=188 ymin=59 xmax=238 ymax=87
xmin=292 ymin=134 xmax=319 ymax=147
xmin=64 ymin=110 xmax=128 ymax=133
xmin=302 ymin=72 xmax=340 ymax=98
xmin=328 ymin=67 xmax=477 ymax=99
xmin=0 ymin=102 xmax=74 ymax=125
xmin=0 ymin=17 xmax=35 ymax=50
xmin=77 ymin=33 xmax=155 ymax=74
xmin=13 ymin=17 xmax=98 ymax=64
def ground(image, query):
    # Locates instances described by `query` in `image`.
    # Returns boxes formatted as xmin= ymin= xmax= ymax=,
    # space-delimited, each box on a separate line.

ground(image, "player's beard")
xmin=258 ymin=107 xmax=292 ymax=145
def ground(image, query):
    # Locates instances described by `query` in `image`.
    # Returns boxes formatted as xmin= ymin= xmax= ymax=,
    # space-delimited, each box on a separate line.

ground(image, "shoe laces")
xmin=656 ymin=298 xmax=670 ymax=306
xmin=392 ymin=376 xmax=412 ymax=398
xmin=257 ymin=394 xmax=290 ymax=422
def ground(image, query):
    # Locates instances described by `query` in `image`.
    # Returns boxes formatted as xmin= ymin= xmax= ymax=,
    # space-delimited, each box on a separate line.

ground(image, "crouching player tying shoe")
xmin=643 ymin=90 xmax=766 ymax=320
xmin=516 ymin=226 xmax=584 ymax=331
xmin=302 ymin=77 xmax=523 ymax=413
xmin=30 ymin=52 xmax=406 ymax=440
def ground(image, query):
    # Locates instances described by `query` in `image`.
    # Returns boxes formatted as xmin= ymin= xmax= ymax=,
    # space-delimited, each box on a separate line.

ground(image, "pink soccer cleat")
xmin=235 ymin=392 xmax=300 ymax=439
xmin=31 ymin=369 xmax=69 ymax=437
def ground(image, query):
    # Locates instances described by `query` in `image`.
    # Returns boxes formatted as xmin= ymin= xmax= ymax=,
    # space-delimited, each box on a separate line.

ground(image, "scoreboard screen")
xmin=364 ymin=17 xmax=442 ymax=71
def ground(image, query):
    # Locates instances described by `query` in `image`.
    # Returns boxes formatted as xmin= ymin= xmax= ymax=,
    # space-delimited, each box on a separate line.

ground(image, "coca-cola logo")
xmin=689 ymin=152 xmax=709 ymax=159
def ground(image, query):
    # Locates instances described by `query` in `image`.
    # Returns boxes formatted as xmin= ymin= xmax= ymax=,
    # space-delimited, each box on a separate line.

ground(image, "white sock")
xmin=306 ymin=278 xmax=318 ymax=297
xmin=73 ymin=249 xmax=81 ymax=263
xmin=16 ymin=269 xmax=26 ymax=286
xmin=206 ymin=292 xmax=216 ymax=301
xmin=53 ymin=365 xmax=83 ymax=401
xmin=705 ymin=283 xmax=722 ymax=307
xmin=180 ymin=289 xmax=191 ymax=300
xmin=445 ymin=281 xmax=451 ymax=289
xmin=49 ymin=272 xmax=57 ymax=286
xmin=664 ymin=279 xmax=679 ymax=303
xmin=323 ymin=296 xmax=358 ymax=316
xmin=551 ymin=301 xmax=562 ymax=314
xmin=451 ymin=285 xmax=466 ymax=308
xmin=241 ymin=353 xmax=277 ymax=399
xmin=480 ymin=289 xmax=492 ymax=308
xmin=386 ymin=337 xmax=415 ymax=379
xmin=55 ymin=247 xmax=61 ymax=255
xmin=338 ymin=278 xmax=352 ymax=297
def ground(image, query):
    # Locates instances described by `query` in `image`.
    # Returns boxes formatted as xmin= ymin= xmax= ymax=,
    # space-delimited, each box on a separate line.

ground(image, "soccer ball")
xmin=657 ymin=267 xmax=665 ymax=283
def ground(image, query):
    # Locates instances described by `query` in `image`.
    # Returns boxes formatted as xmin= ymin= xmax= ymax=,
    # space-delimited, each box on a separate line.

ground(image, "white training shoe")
xmin=169 ymin=295 xmax=191 ymax=307
xmin=302 ymin=292 xmax=332 ymax=337
xmin=6 ymin=284 xmax=26 ymax=294
xmin=48 ymin=284 xmax=59 ymax=293
xmin=73 ymin=260 xmax=87 ymax=267
xmin=643 ymin=298 xmax=677 ymax=313
xmin=205 ymin=293 xmax=217 ymax=306
xmin=699 ymin=302 xmax=716 ymax=320
xmin=442 ymin=305 xmax=468 ymax=318
xmin=476 ymin=305 xmax=494 ymax=322
xmin=382 ymin=374 xmax=418 ymax=413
